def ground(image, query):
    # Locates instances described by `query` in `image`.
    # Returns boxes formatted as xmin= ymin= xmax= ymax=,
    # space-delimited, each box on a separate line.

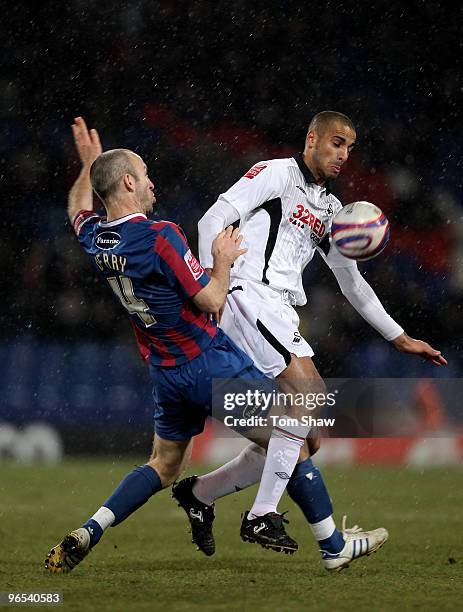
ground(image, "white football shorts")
xmin=219 ymin=279 xmax=314 ymax=378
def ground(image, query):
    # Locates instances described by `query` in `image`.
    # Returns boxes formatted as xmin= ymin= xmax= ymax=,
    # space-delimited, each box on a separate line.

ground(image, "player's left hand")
xmin=392 ymin=332 xmax=448 ymax=366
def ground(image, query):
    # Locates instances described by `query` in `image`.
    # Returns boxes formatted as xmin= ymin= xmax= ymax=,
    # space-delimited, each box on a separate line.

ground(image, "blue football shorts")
xmin=149 ymin=328 xmax=270 ymax=441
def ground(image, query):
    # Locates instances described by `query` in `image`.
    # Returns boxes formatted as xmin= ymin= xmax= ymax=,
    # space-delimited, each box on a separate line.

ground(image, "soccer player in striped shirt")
xmin=45 ymin=117 xmax=298 ymax=573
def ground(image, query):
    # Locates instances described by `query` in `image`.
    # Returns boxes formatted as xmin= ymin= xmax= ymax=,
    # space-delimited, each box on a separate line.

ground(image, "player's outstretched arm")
xmin=319 ymin=240 xmax=448 ymax=368
xmin=68 ymin=117 xmax=102 ymax=223
xmin=193 ymin=227 xmax=247 ymax=313
xmin=329 ymin=262 xmax=405 ymax=340
xmin=329 ymin=263 xmax=447 ymax=367
xmin=391 ymin=332 xmax=447 ymax=366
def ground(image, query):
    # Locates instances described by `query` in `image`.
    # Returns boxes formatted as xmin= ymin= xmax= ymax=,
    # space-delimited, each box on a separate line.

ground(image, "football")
xmin=331 ymin=201 xmax=390 ymax=261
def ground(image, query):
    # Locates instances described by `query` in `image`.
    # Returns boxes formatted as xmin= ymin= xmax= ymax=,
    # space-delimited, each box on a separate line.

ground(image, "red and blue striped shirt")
xmin=73 ymin=210 xmax=216 ymax=367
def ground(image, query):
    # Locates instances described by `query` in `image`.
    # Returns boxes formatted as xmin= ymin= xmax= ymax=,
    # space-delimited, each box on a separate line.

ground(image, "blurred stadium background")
xmin=1 ymin=1 xmax=462 ymax=464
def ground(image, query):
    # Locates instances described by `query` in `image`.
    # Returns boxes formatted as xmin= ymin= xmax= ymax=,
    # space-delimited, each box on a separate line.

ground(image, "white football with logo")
xmin=331 ymin=201 xmax=390 ymax=261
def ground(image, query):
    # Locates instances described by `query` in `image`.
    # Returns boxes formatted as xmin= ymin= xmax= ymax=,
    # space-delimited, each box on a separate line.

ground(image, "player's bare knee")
xmin=162 ymin=469 xmax=181 ymax=488
xmin=148 ymin=435 xmax=191 ymax=487
xmin=147 ymin=458 xmax=182 ymax=488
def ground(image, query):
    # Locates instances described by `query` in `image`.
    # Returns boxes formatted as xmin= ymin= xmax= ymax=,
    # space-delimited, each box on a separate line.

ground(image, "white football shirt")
xmin=198 ymin=154 xmax=404 ymax=341
xmin=199 ymin=154 xmax=354 ymax=306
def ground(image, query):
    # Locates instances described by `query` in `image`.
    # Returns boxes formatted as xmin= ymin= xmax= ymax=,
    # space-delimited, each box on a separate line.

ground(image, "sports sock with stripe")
xmin=248 ymin=425 xmax=306 ymax=518
xmin=82 ymin=464 xmax=162 ymax=547
xmin=287 ymin=457 xmax=345 ymax=554
xmin=192 ymin=442 xmax=345 ymax=555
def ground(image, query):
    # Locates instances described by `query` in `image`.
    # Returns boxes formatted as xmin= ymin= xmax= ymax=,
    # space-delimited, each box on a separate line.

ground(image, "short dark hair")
xmin=90 ymin=149 xmax=138 ymax=201
xmin=308 ymin=111 xmax=355 ymax=135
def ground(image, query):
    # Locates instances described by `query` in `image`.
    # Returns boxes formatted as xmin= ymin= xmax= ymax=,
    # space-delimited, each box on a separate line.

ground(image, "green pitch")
xmin=1 ymin=459 xmax=462 ymax=611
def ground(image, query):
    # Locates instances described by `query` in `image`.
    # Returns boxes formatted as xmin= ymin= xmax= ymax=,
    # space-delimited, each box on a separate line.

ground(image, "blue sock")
xmin=82 ymin=465 xmax=162 ymax=547
xmin=81 ymin=519 xmax=104 ymax=548
xmin=287 ymin=458 xmax=345 ymax=554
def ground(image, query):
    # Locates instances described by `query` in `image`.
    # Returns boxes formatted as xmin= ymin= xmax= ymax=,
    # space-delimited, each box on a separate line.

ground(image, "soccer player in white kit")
xmin=173 ymin=111 xmax=447 ymax=571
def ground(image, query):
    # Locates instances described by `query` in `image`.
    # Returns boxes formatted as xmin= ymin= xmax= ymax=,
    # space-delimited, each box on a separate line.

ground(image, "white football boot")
xmin=322 ymin=516 xmax=388 ymax=572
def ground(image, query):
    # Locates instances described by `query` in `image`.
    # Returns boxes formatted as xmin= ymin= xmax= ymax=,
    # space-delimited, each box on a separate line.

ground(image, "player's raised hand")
xmin=392 ymin=332 xmax=448 ymax=366
xmin=211 ymin=226 xmax=247 ymax=266
xmin=71 ymin=116 xmax=102 ymax=168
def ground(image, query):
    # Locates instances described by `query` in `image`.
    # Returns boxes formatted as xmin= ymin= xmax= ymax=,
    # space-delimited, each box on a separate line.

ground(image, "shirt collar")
xmin=293 ymin=153 xmax=331 ymax=195
xmin=99 ymin=212 xmax=148 ymax=227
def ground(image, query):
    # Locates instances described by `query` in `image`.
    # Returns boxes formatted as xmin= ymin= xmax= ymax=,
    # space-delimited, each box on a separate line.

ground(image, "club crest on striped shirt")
xmin=184 ymin=249 xmax=204 ymax=280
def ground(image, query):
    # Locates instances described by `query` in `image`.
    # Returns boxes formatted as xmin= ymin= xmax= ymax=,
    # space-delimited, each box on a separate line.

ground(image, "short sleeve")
xmin=154 ymin=223 xmax=210 ymax=299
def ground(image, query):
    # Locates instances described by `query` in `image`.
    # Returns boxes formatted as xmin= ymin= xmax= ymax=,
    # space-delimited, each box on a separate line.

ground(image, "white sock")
xmin=248 ymin=425 xmax=308 ymax=518
xmin=310 ymin=516 xmax=337 ymax=541
xmin=91 ymin=506 xmax=116 ymax=531
xmin=193 ymin=444 xmax=266 ymax=506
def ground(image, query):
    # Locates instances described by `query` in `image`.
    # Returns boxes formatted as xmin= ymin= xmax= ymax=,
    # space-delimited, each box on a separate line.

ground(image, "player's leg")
xmin=274 ymin=356 xmax=389 ymax=568
xmin=149 ymin=433 xmax=193 ymax=485
xmin=213 ymin=288 xmax=319 ymax=529
xmin=82 ymin=434 xmax=191 ymax=541
xmin=245 ymin=355 xmax=323 ymax=520
xmin=189 ymin=429 xmax=387 ymax=571
xmin=194 ymin=354 xmax=347 ymax=557
xmin=190 ymin=431 xmax=319 ymax=505
xmin=172 ymin=322 xmax=311 ymax=554
xmin=173 ymin=328 xmax=298 ymax=554
xmin=191 ymin=442 xmax=267 ymax=504
xmin=172 ymin=442 xmax=269 ymax=557
xmin=188 ymin=434 xmax=388 ymax=570
xmin=216 ymin=291 xmax=348 ymax=553
xmin=231 ymin=355 xmax=322 ymax=554
xmin=190 ymin=355 xmax=388 ymax=568
xmin=45 ymin=435 xmax=191 ymax=573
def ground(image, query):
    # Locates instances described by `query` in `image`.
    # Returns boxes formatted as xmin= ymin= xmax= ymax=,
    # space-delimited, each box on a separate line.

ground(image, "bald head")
xmin=90 ymin=149 xmax=140 ymax=202
xmin=308 ymin=111 xmax=355 ymax=137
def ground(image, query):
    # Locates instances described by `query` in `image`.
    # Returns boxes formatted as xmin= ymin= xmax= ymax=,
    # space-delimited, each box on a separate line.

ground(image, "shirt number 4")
xmin=107 ymin=276 xmax=157 ymax=327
